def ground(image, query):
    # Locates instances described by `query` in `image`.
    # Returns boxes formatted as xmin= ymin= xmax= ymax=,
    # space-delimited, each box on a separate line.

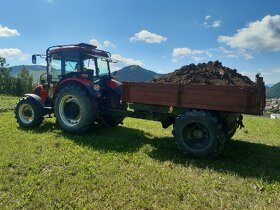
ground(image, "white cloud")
xmin=172 ymin=47 xmax=205 ymax=62
xmin=192 ymin=56 xmax=204 ymax=61
xmin=103 ymin=40 xmax=116 ymax=48
xmin=218 ymin=15 xmax=280 ymax=51
xmin=272 ymin=67 xmax=280 ymax=73
xmin=19 ymin=54 xmax=29 ymax=61
xmin=111 ymin=54 xmax=143 ymax=66
xmin=0 ymin=48 xmax=29 ymax=61
xmin=110 ymin=54 xmax=144 ymax=71
xmin=89 ymin=38 xmax=103 ymax=48
xmin=217 ymin=47 xmax=253 ymax=59
xmin=203 ymin=16 xmax=222 ymax=28
xmin=172 ymin=47 xmax=204 ymax=57
xmin=212 ymin=20 xmax=222 ymax=28
xmin=240 ymin=50 xmax=253 ymax=59
xmin=89 ymin=38 xmax=116 ymax=49
xmin=225 ymin=54 xmax=239 ymax=58
xmin=130 ymin=30 xmax=167 ymax=43
xmin=0 ymin=25 xmax=20 ymax=37
xmin=0 ymin=48 xmax=22 ymax=57
xmin=171 ymin=46 xmax=253 ymax=62
xmin=240 ymin=71 xmax=256 ymax=79
xmin=205 ymin=15 xmax=211 ymax=20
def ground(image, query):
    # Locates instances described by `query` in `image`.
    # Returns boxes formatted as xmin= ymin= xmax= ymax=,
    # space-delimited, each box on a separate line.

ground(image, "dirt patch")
xmin=152 ymin=61 xmax=256 ymax=88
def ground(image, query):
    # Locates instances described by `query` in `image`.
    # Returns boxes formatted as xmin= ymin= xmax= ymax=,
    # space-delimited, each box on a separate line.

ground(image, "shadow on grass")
xmin=22 ymin=121 xmax=280 ymax=183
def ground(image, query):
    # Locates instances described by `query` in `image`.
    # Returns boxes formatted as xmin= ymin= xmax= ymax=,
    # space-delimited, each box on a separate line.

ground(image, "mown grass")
xmin=0 ymin=95 xmax=280 ymax=209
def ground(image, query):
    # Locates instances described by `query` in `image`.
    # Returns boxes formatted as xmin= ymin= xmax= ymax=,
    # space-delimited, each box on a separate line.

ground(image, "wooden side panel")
xmin=121 ymin=82 xmax=263 ymax=115
xmin=123 ymin=82 xmax=179 ymax=106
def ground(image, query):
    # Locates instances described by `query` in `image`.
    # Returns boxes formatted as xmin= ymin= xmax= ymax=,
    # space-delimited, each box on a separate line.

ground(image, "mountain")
xmin=10 ymin=65 xmax=46 ymax=83
xmin=114 ymin=65 xmax=160 ymax=82
xmin=266 ymin=83 xmax=275 ymax=88
xmin=10 ymin=65 xmax=46 ymax=75
xmin=266 ymin=82 xmax=280 ymax=98
xmin=9 ymin=64 xmax=160 ymax=83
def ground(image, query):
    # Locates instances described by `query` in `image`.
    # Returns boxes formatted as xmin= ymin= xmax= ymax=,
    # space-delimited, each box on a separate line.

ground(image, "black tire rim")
xmin=59 ymin=95 xmax=81 ymax=127
xmin=182 ymin=122 xmax=210 ymax=150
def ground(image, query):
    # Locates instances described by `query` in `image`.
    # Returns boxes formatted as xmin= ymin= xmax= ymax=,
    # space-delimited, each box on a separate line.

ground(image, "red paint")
xmin=58 ymin=77 xmax=92 ymax=87
xmin=49 ymin=47 xmax=92 ymax=54
xmin=106 ymin=79 xmax=121 ymax=89
xmin=54 ymin=78 xmax=93 ymax=97
xmin=34 ymin=85 xmax=48 ymax=102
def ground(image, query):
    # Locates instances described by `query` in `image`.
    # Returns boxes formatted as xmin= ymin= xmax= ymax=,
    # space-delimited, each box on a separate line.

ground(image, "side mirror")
xmin=32 ymin=55 xmax=37 ymax=64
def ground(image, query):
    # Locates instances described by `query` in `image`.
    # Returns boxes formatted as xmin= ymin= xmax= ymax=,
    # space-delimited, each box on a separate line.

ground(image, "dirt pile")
xmin=152 ymin=61 xmax=255 ymax=88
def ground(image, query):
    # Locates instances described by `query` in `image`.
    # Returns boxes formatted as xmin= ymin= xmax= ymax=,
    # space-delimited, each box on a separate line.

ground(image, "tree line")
xmin=0 ymin=57 xmax=33 ymax=96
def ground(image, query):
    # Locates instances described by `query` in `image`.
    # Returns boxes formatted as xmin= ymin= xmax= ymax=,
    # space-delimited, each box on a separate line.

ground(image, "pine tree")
xmin=0 ymin=57 xmax=12 ymax=94
xmin=16 ymin=66 xmax=33 ymax=96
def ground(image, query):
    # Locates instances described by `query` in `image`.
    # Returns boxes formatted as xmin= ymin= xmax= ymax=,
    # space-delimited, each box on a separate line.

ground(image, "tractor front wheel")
xmin=15 ymin=96 xmax=44 ymax=128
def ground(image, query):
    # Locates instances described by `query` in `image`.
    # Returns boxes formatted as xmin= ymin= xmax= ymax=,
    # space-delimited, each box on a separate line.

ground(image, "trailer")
xmin=114 ymin=75 xmax=265 ymax=157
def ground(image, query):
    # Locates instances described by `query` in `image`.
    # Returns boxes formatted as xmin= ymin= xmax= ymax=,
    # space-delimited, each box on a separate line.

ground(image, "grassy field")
xmin=0 ymin=95 xmax=19 ymax=112
xmin=0 ymin=95 xmax=280 ymax=209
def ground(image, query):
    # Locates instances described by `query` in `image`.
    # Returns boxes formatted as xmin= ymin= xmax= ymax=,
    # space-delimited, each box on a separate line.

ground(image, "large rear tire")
xmin=173 ymin=110 xmax=226 ymax=158
xmin=101 ymin=92 xmax=127 ymax=127
xmin=15 ymin=96 xmax=44 ymax=128
xmin=54 ymin=84 xmax=97 ymax=133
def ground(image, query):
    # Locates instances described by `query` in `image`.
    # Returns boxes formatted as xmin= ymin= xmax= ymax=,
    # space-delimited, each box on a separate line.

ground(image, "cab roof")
xmin=47 ymin=43 xmax=110 ymax=58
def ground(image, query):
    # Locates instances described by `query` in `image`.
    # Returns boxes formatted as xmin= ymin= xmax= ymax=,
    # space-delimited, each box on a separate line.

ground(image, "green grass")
xmin=0 ymin=95 xmax=19 ymax=112
xmin=0 ymin=108 xmax=280 ymax=209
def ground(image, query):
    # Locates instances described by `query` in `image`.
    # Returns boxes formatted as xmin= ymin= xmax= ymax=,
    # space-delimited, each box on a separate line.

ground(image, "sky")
xmin=0 ymin=0 xmax=280 ymax=84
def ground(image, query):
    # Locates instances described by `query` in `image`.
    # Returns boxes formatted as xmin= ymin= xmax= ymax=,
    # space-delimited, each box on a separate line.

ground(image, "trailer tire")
xmin=173 ymin=110 xmax=226 ymax=158
xmin=224 ymin=113 xmax=239 ymax=141
xmin=15 ymin=96 xmax=44 ymax=128
xmin=54 ymin=84 xmax=97 ymax=133
xmin=228 ymin=126 xmax=238 ymax=139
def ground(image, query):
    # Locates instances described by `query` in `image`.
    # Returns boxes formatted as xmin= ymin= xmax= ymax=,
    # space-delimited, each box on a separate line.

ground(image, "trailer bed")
xmin=121 ymin=76 xmax=265 ymax=115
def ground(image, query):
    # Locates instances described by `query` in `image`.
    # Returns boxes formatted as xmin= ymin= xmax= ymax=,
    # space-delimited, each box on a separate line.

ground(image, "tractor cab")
xmin=32 ymin=43 xmax=121 ymax=105
xmin=33 ymin=43 xmax=112 ymax=85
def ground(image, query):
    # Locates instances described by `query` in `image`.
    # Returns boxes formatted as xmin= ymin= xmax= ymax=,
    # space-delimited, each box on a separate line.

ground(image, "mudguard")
xmin=25 ymin=93 xmax=45 ymax=108
xmin=105 ymin=78 xmax=122 ymax=96
xmin=54 ymin=78 xmax=100 ymax=98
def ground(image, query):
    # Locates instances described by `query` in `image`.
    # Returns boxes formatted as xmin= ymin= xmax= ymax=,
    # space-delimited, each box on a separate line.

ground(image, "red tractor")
xmin=15 ymin=43 xmax=126 ymax=132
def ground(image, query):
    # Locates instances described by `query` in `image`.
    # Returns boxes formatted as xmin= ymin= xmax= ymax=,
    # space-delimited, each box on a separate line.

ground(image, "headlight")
xmin=93 ymin=84 xmax=100 ymax=91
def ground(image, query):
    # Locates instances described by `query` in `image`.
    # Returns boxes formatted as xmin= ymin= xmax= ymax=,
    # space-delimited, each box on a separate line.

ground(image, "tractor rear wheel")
xmin=15 ymin=96 xmax=44 ymax=128
xmin=173 ymin=110 xmax=226 ymax=158
xmin=54 ymin=84 xmax=97 ymax=133
xmin=101 ymin=92 xmax=127 ymax=127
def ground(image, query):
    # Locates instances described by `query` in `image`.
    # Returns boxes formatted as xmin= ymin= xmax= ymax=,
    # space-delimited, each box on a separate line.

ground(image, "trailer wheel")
xmin=224 ymin=113 xmax=240 ymax=140
xmin=173 ymin=110 xmax=226 ymax=157
xmin=15 ymin=96 xmax=43 ymax=128
xmin=228 ymin=124 xmax=238 ymax=139
xmin=54 ymin=84 xmax=97 ymax=133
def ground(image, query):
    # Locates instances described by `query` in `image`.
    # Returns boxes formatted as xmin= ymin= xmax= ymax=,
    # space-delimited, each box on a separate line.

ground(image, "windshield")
xmin=49 ymin=57 xmax=61 ymax=82
xmin=83 ymin=57 xmax=109 ymax=77
xmin=97 ymin=58 xmax=109 ymax=76
xmin=48 ymin=51 xmax=110 ymax=81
